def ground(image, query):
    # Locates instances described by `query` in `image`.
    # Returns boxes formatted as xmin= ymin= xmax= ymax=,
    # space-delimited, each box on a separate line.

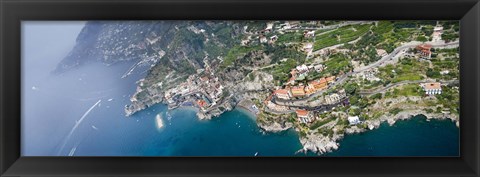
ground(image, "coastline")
xmin=298 ymin=110 xmax=459 ymax=155
xmin=235 ymin=106 xmax=258 ymax=120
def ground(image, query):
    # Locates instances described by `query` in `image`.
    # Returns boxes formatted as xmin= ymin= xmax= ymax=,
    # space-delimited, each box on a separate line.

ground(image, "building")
xmin=305 ymin=79 xmax=328 ymax=95
xmin=275 ymin=89 xmax=292 ymax=100
xmin=432 ymin=25 xmax=444 ymax=42
xmin=291 ymin=86 xmax=306 ymax=97
xmin=269 ymin=35 xmax=278 ymax=44
xmin=314 ymin=64 xmax=324 ymax=72
xmin=326 ymin=76 xmax=336 ymax=83
xmin=303 ymin=30 xmax=315 ymax=38
xmin=296 ymin=64 xmax=309 ymax=73
xmin=422 ymin=82 xmax=442 ymax=95
xmin=348 ymin=116 xmax=361 ymax=125
xmin=416 ymin=44 xmax=432 ymax=59
xmin=303 ymin=43 xmax=313 ymax=53
xmin=259 ymin=36 xmax=268 ymax=43
xmin=265 ymin=22 xmax=274 ymax=31
xmin=296 ymin=109 xmax=313 ymax=123
xmin=376 ymin=49 xmax=387 ymax=57
xmin=197 ymin=100 xmax=208 ymax=108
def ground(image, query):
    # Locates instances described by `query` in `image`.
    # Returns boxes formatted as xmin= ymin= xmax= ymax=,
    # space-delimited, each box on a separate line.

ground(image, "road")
xmin=278 ymin=21 xmax=371 ymax=32
xmin=358 ymin=79 xmax=459 ymax=96
xmin=354 ymin=41 xmax=459 ymax=73
xmin=271 ymin=40 xmax=459 ymax=105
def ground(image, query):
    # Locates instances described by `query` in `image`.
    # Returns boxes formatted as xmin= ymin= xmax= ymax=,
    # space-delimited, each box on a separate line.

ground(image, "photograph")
xmin=21 ymin=20 xmax=460 ymax=157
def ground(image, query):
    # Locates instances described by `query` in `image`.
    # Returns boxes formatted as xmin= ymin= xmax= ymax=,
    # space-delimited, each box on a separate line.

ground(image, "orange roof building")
xmin=295 ymin=109 xmax=310 ymax=118
xmin=326 ymin=76 xmax=336 ymax=83
xmin=275 ymin=89 xmax=291 ymax=100
xmin=197 ymin=100 xmax=207 ymax=108
xmin=422 ymin=82 xmax=442 ymax=95
xmin=416 ymin=44 xmax=433 ymax=59
xmin=291 ymin=86 xmax=306 ymax=97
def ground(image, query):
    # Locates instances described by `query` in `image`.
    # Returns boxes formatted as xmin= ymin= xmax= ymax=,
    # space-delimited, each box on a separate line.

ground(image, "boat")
xmin=254 ymin=152 xmax=259 ymax=156
xmin=156 ymin=114 xmax=164 ymax=129
xmin=91 ymin=125 xmax=98 ymax=130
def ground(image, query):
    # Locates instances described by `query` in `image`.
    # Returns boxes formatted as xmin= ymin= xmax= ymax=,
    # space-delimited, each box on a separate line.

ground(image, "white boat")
xmin=108 ymin=98 xmax=114 ymax=102
xmin=156 ymin=114 xmax=164 ymax=129
xmin=254 ymin=152 xmax=259 ymax=156
xmin=91 ymin=125 xmax=98 ymax=130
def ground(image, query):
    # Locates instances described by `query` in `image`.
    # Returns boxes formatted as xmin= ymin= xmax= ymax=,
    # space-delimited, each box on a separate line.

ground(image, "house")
xmin=432 ymin=25 xmax=444 ymax=42
xmin=275 ymin=89 xmax=292 ymax=100
xmin=303 ymin=43 xmax=313 ymax=53
xmin=422 ymin=82 xmax=442 ymax=95
xmin=296 ymin=109 xmax=313 ymax=123
xmin=269 ymin=35 xmax=278 ymax=44
xmin=326 ymin=76 xmax=336 ymax=83
xmin=296 ymin=64 xmax=309 ymax=73
xmin=288 ymin=21 xmax=301 ymax=28
xmin=291 ymin=86 xmax=306 ymax=97
xmin=416 ymin=44 xmax=432 ymax=59
xmin=197 ymin=100 xmax=208 ymax=108
xmin=303 ymin=30 xmax=315 ymax=38
xmin=259 ymin=36 xmax=268 ymax=43
xmin=376 ymin=49 xmax=387 ymax=57
xmin=348 ymin=116 xmax=361 ymax=125
xmin=265 ymin=22 xmax=274 ymax=31
xmin=314 ymin=64 xmax=324 ymax=72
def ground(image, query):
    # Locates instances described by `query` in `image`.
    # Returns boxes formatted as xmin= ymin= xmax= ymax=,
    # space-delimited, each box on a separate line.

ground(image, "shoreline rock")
xmin=299 ymin=111 xmax=459 ymax=155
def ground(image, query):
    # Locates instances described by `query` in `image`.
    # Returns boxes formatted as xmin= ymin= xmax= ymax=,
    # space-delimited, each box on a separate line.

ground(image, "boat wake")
xmin=58 ymin=99 xmax=102 ymax=155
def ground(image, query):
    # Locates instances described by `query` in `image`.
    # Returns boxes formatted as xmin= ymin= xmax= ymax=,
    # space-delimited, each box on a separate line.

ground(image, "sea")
xmin=21 ymin=21 xmax=459 ymax=157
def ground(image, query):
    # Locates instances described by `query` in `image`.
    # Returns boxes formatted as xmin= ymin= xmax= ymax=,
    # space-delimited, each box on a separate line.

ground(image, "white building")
xmin=422 ymin=82 xmax=442 ymax=95
xmin=348 ymin=116 xmax=361 ymax=125
xmin=296 ymin=64 xmax=309 ymax=73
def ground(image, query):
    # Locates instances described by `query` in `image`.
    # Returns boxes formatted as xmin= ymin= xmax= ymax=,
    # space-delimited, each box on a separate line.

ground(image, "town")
xmin=123 ymin=21 xmax=459 ymax=154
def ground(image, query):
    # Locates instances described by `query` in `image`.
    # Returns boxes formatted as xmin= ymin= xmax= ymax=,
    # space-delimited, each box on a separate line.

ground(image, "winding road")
xmin=270 ymin=40 xmax=459 ymax=106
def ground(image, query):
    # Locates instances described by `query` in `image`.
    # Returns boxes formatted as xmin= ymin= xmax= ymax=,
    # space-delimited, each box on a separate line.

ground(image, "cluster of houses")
xmin=286 ymin=64 xmax=325 ymax=85
xmin=164 ymin=72 xmax=225 ymax=110
xmin=275 ymin=76 xmax=335 ymax=100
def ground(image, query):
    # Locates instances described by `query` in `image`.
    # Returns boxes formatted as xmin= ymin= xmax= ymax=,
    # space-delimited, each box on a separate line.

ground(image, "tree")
xmin=345 ymin=83 xmax=358 ymax=95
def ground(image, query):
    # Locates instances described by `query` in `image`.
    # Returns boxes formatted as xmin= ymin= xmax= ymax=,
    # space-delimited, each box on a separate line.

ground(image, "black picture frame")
xmin=1 ymin=0 xmax=479 ymax=176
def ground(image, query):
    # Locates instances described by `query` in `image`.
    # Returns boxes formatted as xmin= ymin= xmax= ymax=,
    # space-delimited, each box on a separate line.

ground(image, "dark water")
xmin=21 ymin=21 xmax=459 ymax=157
xmin=325 ymin=115 xmax=459 ymax=156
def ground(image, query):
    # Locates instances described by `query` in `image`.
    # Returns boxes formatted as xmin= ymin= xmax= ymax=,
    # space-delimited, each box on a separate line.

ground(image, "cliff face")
xmin=55 ymin=21 xmax=255 ymax=83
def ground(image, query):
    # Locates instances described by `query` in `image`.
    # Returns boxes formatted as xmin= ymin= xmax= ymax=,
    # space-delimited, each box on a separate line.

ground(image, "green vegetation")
xmin=265 ymin=44 xmax=306 ymax=64
xmin=435 ymin=86 xmax=460 ymax=115
xmin=265 ymin=58 xmax=298 ymax=84
xmin=314 ymin=24 xmax=372 ymax=50
xmin=309 ymin=117 xmax=335 ymax=130
xmin=378 ymin=57 xmax=428 ymax=83
xmin=386 ymin=84 xmax=423 ymax=98
xmin=389 ymin=108 xmax=403 ymax=115
xmin=276 ymin=32 xmax=304 ymax=43
xmin=222 ymin=45 xmax=262 ymax=68
xmin=321 ymin=53 xmax=352 ymax=75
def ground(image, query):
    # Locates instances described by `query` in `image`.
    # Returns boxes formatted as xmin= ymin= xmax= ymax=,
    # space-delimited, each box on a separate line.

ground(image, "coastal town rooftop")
xmin=295 ymin=109 xmax=310 ymax=118
xmin=424 ymin=82 xmax=441 ymax=90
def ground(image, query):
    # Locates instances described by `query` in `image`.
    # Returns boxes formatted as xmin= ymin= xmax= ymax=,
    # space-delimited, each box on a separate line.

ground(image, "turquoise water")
xmin=71 ymin=99 xmax=459 ymax=156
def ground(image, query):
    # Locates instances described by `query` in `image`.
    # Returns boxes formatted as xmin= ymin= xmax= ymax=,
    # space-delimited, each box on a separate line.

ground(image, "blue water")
xmin=21 ymin=22 xmax=460 ymax=157
xmin=325 ymin=115 xmax=459 ymax=156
